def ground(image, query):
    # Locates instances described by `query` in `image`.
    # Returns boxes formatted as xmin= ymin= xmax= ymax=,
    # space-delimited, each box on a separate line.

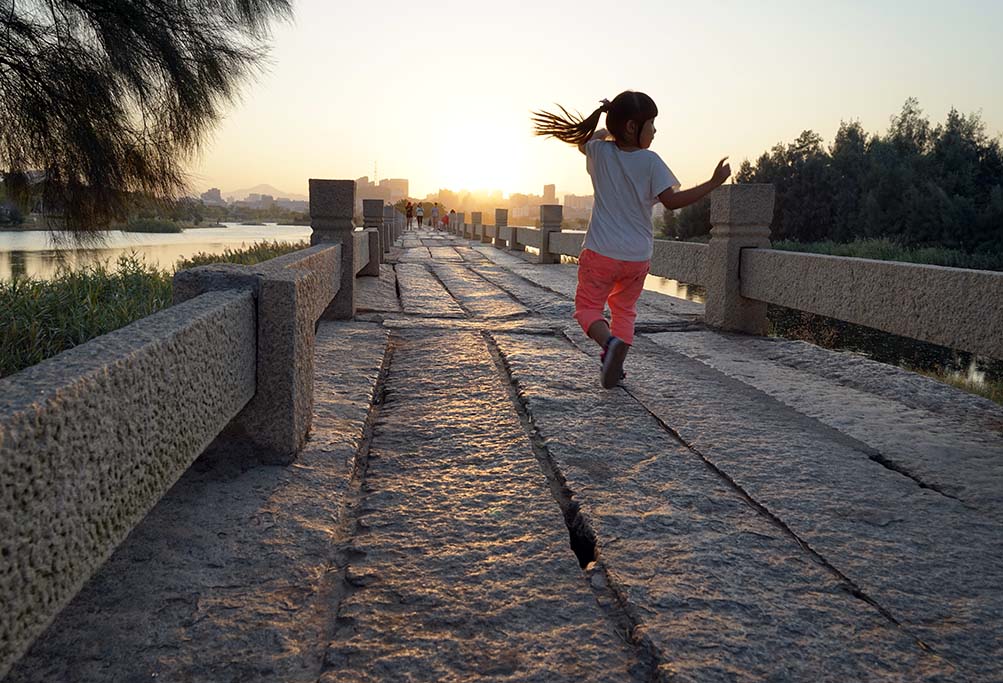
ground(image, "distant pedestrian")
xmin=532 ymin=91 xmax=730 ymax=388
xmin=405 ymin=201 xmax=414 ymax=229
xmin=431 ymin=202 xmax=440 ymax=230
xmin=415 ymin=203 xmax=424 ymax=227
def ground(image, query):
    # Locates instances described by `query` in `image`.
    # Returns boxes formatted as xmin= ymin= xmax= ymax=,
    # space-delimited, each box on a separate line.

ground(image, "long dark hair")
xmin=531 ymin=91 xmax=658 ymax=148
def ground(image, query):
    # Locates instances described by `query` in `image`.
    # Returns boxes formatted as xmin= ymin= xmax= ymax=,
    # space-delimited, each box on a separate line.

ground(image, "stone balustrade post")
xmin=539 ymin=204 xmax=562 ymax=264
xmin=383 ymin=204 xmax=395 ymax=253
xmin=363 ymin=199 xmax=384 ymax=260
xmin=704 ymin=184 xmax=775 ymax=334
xmin=471 ymin=212 xmax=483 ymax=243
xmin=479 ymin=213 xmax=493 ymax=244
xmin=360 ymin=228 xmax=381 ymax=277
xmin=494 ymin=209 xmax=508 ymax=248
xmin=310 ymin=179 xmax=356 ymax=319
xmin=509 ymin=221 xmax=525 ymax=252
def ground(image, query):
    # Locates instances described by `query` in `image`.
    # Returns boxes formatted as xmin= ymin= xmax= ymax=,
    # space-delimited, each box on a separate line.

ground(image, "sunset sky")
xmin=188 ymin=0 xmax=1003 ymax=201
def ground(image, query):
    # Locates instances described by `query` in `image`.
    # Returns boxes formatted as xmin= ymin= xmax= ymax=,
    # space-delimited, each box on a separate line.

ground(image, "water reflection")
xmin=0 ymin=224 xmax=312 ymax=280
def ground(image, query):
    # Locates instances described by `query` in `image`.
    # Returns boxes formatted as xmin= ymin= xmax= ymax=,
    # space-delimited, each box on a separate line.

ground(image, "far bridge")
xmin=2 ymin=181 xmax=1002 ymax=682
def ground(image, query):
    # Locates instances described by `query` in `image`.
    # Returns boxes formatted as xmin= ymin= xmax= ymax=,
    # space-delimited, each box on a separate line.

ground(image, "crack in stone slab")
xmin=424 ymin=262 xmax=475 ymax=317
xmin=320 ymin=329 xmax=644 ymax=681
xmin=311 ymin=334 xmax=397 ymax=680
xmin=482 ymin=330 xmax=666 ymax=683
xmin=594 ymin=338 xmax=942 ymax=659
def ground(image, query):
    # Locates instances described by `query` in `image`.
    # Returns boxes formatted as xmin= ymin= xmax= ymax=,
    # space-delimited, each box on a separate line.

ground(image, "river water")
xmin=2 ymin=225 xmax=996 ymax=392
xmin=0 ymin=224 xmax=312 ymax=280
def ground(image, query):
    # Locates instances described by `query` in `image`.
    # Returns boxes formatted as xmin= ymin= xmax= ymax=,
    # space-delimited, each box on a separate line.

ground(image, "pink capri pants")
xmin=573 ymin=248 xmax=650 ymax=345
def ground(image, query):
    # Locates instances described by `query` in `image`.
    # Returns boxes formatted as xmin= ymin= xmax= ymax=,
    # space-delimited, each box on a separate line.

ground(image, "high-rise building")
xmin=201 ymin=187 xmax=225 ymax=205
xmin=543 ymin=184 xmax=556 ymax=203
xmin=379 ymin=178 xmax=409 ymax=203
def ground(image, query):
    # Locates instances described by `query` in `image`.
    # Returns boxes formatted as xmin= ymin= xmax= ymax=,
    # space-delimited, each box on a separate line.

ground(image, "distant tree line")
xmin=663 ymin=99 xmax=1003 ymax=253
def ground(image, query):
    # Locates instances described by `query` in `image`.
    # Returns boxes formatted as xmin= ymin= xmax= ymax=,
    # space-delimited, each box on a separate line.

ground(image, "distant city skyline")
xmin=198 ymin=179 xmax=593 ymax=208
xmin=187 ymin=0 xmax=1003 ymax=201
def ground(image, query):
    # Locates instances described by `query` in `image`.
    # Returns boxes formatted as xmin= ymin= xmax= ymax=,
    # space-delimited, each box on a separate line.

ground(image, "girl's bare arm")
xmin=578 ymin=128 xmax=610 ymax=155
xmin=658 ymin=158 xmax=731 ymax=210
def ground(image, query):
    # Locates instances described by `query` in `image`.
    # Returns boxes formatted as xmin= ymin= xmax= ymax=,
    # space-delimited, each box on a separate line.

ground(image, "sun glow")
xmin=432 ymin=121 xmax=532 ymax=198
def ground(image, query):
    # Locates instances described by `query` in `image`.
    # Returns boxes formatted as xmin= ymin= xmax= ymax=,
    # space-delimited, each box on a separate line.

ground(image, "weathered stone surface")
xmin=427 ymin=246 xmax=464 ymax=262
xmin=356 ymin=263 xmax=400 ymax=313
xmin=430 ymin=262 xmax=528 ymax=318
xmin=176 ymin=244 xmax=343 ymax=464
xmin=455 ymin=245 xmax=490 ymax=263
xmin=0 ymin=290 xmax=256 ymax=680
xmin=492 ymin=332 xmax=955 ymax=681
xmin=394 ymin=263 xmax=465 ymax=317
xmin=650 ymin=239 xmax=707 ymax=286
xmin=741 ymin=249 xmax=1003 ymax=360
xmin=610 ymin=331 xmax=1003 ymax=677
xmin=3 ymin=322 xmax=387 ymax=683
xmin=469 ymin=263 xmax=575 ymax=318
xmin=320 ymin=330 xmax=642 ymax=682
xmin=646 ymin=329 xmax=1003 ymax=521
xmin=548 ymin=230 xmax=585 ymax=257
xmin=396 ymin=246 xmax=431 ymax=262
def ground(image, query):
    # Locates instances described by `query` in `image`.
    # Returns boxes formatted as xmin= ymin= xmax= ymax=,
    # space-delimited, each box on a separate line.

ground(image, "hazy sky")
xmin=188 ymin=0 xmax=1003 ymax=200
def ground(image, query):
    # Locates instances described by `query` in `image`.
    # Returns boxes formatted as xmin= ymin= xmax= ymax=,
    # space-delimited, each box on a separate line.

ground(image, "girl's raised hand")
xmin=712 ymin=157 xmax=731 ymax=185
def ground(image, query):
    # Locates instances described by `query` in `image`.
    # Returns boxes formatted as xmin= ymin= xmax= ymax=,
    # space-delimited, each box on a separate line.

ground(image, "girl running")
xmin=532 ymin=91 xmax=730 ymax=388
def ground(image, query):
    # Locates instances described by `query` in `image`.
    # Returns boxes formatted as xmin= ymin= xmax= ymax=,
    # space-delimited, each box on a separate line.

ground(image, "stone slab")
xmin=356 ymin=264 xmax=400 ymax=313
xmin=320 ymin=329 xmax=641 ymax=681
xmin=492 ymin=332 xmax=954 ymax=681
xmin=394 ymin=263 xmax=465 ymax=318
xmin=608 ymin=330 xmax=1003 ymax=677
xmin=646 ymin=329 xmax=1003 ymax=521
xmin=430 ymin=262 xmax=528 ymax=319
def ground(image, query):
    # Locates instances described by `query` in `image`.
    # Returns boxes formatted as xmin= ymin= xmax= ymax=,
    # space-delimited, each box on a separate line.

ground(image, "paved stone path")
xmin=7 ymin=228 xmax=1002 ymax=682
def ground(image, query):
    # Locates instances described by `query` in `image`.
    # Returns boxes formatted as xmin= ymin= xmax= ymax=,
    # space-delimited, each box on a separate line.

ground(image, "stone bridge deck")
xmin=6 ymin=229 xmax=1003 ymax=682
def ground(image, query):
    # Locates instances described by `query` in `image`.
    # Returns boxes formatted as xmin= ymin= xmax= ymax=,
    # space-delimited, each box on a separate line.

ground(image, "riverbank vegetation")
xmin=0 ymin=240 xmax=307 ymax=378
xmin=655 ymin=99 xmax=1003 ymax=404
xmin=663 ymin=98 xmax=1003 ymax=255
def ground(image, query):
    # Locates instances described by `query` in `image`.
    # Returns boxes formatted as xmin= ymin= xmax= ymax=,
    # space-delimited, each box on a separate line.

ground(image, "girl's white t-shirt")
xmin=583 ymin=139 xmax=680 ymax=262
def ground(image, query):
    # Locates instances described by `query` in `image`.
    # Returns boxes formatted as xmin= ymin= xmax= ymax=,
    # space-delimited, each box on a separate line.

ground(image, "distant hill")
xmin=223 ymin=184 xmax=308 ymax=202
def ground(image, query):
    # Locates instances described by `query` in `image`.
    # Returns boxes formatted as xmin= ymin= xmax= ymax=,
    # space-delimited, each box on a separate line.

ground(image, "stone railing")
xmin=0 ymin=178 xmax=384 ymax=679
xmin=448 ymin=185 xmax=1001 ymax=359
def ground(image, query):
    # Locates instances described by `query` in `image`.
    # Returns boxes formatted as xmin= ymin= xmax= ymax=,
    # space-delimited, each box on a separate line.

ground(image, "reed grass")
xmin=912 ymin=368 xmax=1003 ymax=405
xmin=1 ymin=240 xmax=308 ymax=378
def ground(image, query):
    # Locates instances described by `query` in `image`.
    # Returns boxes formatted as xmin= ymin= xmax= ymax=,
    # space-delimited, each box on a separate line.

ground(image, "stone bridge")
xmin=3 ymin=185 xmax=1003 ymax=682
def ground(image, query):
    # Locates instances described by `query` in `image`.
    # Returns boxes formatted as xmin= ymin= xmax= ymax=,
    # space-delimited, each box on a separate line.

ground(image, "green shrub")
xmin=177 ymin=240 xmax=308 ymax=268
xmin=1 ymin=240 xmax=308 ymax=378
xmin=0 ymin=254 xmax=173 ymax=377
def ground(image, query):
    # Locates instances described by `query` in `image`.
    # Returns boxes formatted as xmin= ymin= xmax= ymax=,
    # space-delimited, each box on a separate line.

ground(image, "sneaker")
xmin=600 ymin=337 xmax=628 ymax=389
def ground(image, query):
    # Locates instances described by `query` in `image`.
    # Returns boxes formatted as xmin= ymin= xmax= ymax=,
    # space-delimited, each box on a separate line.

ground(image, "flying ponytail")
xmin=530 ymin=100 xmax=608 ymax=146
xmin=532 ymin=91 xmax=658 ymax=148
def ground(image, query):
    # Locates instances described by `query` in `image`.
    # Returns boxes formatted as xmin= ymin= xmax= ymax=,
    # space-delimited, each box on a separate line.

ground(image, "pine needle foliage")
xmin=0 ymin=0 xmax=292 ymax=231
